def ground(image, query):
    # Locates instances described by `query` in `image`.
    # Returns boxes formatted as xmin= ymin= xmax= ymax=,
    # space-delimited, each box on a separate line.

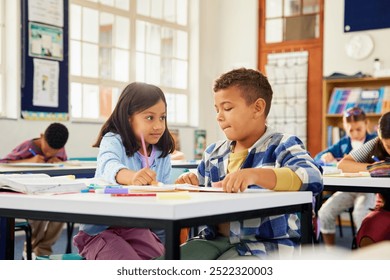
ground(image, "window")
xmin=70 ymin=0 xmax=190 ymax=124
xmin=265 ymin=0 xmax=320 ymax=43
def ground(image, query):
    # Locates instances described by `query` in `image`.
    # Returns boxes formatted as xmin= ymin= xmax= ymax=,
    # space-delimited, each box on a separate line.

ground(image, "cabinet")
xmin=322 ymin=77 xmax=390 ymax=149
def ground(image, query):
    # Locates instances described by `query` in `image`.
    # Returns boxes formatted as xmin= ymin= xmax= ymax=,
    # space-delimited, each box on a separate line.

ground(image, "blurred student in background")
xmin=317 ymin=107 xmax=376 ymax=246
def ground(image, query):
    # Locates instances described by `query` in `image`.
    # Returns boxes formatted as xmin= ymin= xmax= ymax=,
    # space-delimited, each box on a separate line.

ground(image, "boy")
xmin=0 ymin=122 xmax=69 ymax=258
xmin=176 ymin=68 xmax=323 ymax=259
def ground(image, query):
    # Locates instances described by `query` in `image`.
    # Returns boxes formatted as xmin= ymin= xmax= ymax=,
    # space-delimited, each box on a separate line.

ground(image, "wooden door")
xmin=258 ymin=0 xmax=324 ymax=156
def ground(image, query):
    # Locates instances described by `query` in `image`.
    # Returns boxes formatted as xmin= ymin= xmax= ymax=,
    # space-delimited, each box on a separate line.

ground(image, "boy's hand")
xmin=219 ymin=169 xmax=256 ymax=193
xmin=27 ymin=155 xmax=45 ymax=163
xmin=47 ymin=157 xmax=62 ymax=163
xmin=175 ymin=172 xmax=199 ymax=185
xmin=131 ymin=168 xmax=157 ymax=185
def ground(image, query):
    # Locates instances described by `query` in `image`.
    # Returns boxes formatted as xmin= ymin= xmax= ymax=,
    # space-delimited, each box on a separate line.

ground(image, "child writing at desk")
xmin=73 ymin=82 xmax=175 ymax=260
xmin=316 ymin=107 xmax=376 ymax=246
xmin=0 ymin=122 xmax=69 ymax=258
xmin=175 ymin=68 xmax=323 ymax=259
xmin=338 ymin=111 xmax=390 ymax=247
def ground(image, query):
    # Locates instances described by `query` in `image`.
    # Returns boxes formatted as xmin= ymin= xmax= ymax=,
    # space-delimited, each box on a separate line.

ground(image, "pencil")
xmin=140 ymin=132 xmax=149 ymax=168
xmin=28 ymin=148 xmax=37 ymax=156
xmin=111 ymin=193 xmax=156 ymax=197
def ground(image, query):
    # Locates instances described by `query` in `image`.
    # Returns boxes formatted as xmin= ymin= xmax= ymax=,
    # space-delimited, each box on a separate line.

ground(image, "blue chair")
xmin=15 ymin=220 xmax=32 ymax=260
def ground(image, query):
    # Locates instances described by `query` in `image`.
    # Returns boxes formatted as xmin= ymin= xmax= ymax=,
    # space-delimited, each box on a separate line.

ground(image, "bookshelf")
xmin=322 ymin=77 xmax=390 ymax=149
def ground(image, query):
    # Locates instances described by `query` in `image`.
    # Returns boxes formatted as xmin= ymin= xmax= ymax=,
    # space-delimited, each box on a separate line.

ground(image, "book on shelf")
xmin=0 ymin=174 xmax=86 ymax=195
xmin=327 ymin=126 xmax=346 ymax=146
xmin=327 ymin=87 xmax=389 ymax=114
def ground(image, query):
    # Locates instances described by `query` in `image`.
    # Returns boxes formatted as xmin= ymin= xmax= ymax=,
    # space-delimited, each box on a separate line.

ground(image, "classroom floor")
xmin=14 ymin=224 xmax=355 ymax=260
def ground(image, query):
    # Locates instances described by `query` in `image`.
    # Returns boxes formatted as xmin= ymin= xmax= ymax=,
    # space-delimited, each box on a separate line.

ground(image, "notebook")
xmin=0 ymin=174 xmax=86 ymax=195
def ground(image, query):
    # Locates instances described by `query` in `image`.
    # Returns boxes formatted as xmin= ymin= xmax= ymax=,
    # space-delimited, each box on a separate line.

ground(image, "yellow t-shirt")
xmin=218 ymin=149 xmax=248 ymax=236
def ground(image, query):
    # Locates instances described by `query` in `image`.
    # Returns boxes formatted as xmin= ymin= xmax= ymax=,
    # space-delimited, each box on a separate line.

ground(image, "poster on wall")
xmin=194 ymin=129 xmax=206 ymax=160
xmin=28 ymin=0 xmax=64 ymax=27
xmin=33 ymin=58 xmax=59 ymax=108
xmin=29 ymin=22 xmax=63 ymax=61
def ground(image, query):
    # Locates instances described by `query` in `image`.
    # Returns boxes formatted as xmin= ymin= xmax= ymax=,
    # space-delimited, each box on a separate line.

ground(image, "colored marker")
xmin=28 ymin=148 xmax=37 ymax=156
xmin=140 ymin=132 xmax=149 ymax=168
xmin=104 ymin=187 xmax=129 ymax=194
xmin=111 ymin=193 xmax=156 ymax=197
xmin=371 ymin=155 xmax=380 ymax=162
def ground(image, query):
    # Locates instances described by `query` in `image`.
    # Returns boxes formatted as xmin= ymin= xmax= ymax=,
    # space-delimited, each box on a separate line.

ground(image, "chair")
xmin=14 ymin=220 xmax=32 ymax=260
xmin=15 ymin=220 xmax=75 ymax=259
xmin=337 ymin=207 xmax=356 ymax=239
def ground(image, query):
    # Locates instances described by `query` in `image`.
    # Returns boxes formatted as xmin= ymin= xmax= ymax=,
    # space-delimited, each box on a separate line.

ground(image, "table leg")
xmin=0 ymin=217 xmax=15 ymax=260
xmin=164 ymin=222 xmax=181 ymax=260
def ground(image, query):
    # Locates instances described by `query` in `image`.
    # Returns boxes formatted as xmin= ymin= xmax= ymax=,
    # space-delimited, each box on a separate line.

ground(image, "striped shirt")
xmin=197 ymin=126 xmax=323 ymax=256
xmin=350 ymin=137 xmax=378 ymax=163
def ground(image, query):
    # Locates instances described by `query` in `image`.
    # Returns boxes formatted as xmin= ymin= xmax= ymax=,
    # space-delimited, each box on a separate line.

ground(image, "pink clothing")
xmin=356 ymin=210 xmax=390 ymax=245
xmin=0 ymin=139 xmax=67 ymax=163
xmin=73 ymin=227 xmax=164 ymax=260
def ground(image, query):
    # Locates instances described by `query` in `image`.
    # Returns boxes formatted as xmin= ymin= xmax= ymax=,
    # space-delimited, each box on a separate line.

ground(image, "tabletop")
xmin=0 ymin=190 xmax=313 ymax=259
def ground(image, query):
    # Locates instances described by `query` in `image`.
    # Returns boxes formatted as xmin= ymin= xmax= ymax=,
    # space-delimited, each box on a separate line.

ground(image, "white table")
xmin=323 ymin=176 xmax=390 ymax=193
xmin=0 ymin=190 xmax=313 ymax=259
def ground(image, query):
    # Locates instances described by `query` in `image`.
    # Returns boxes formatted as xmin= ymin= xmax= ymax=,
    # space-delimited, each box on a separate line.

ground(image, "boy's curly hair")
xmin=213 ymin=68 xmax=273 ymax=116
xmin=44 ymin=123 xmax=69 ymax=149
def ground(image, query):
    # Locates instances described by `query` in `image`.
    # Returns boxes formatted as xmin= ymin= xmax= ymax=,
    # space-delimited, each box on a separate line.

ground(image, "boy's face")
xmin=343 ymin=120 xmax=367 ymax=142
xmin=41 ymin=136 xmax=61 ymax=158
xmin=214 ymin=87 xmax=264 ymax=144
xmin=380 ymin=137 xmax=390 ymax=155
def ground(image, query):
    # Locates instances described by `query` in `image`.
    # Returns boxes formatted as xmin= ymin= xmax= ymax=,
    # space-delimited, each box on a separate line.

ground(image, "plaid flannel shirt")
xmin=197 ymin=126 xmax=323 ymax=256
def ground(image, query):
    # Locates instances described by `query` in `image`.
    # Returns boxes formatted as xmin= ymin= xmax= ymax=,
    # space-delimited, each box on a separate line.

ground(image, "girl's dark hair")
xmin=370 ymin=111 xmax=390 ymax=162
xmin=343 ymin=107 xmax=367 ymax=123
xmin=93 ymin=82 xmax=175 ymax=157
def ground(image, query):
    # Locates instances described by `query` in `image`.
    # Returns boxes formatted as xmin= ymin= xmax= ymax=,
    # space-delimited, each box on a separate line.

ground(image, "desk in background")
xmin=323 ymin=176 xmax=390 ymax=193
xmin=0 ymin=162 xmax=97 ymax=178
xmin=0 ymin=191 xmax=313 ymax=260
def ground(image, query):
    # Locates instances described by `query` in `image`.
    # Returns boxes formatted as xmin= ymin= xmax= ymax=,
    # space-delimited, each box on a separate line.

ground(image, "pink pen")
xmin=140 ymin=132 xmax=149 ymax=168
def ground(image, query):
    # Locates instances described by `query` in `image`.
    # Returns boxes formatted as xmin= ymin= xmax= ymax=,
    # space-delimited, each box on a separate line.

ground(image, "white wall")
xmin=198 ymin=0 xmax=259 ymax=145
xmin=0 ymin=0 xmax=259 ymax=160
xmin=324 ymin=0 xmax=390 ymax=76
xmin=4 ymin=1 xmax=390 ymax=159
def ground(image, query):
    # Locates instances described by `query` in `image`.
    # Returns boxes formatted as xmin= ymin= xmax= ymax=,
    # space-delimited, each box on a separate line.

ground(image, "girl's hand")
xmin=321 ymin=152 xmax=336 ymax=163
xmin=132 ymin=168 xmax=157 ymax=185
xmin=175 ymin=172 xmax=199 ymax=185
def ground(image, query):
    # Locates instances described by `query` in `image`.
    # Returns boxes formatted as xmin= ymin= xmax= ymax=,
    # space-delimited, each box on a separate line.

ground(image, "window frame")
xmin=69 ymin=0 xmax=192 ymax=125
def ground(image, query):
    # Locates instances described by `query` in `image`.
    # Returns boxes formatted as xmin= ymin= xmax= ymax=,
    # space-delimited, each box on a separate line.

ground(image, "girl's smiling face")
xmin=130 ymin=99 xmax=167 ymax=147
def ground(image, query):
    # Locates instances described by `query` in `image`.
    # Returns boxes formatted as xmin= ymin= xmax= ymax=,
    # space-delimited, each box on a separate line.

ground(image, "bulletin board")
xmin=344 ymin=0 xmax=390 ymax=32
xmin=20 ymin=0 xmax=69 ymax=121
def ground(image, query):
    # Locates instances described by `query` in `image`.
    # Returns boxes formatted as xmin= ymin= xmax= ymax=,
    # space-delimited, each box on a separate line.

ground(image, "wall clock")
xmin=345 ymin=34 xmax=374 ymax=60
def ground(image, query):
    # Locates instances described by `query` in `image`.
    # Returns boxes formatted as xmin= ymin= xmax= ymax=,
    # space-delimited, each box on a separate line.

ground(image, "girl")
xmin=317 ymin=107 xmax=376 ymax=246
xmin=73 ymin=82 xmax=175 ymax=260
xmin=338 ymin=111 xmax=390 ymax=247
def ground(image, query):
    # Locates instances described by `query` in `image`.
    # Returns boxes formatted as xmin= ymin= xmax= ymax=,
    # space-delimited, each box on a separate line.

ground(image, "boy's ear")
xmin=253 ymin=98 xmax=266 ymax=117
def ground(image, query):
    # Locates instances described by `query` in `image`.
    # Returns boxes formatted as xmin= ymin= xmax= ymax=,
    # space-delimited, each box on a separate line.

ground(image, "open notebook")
xmin=0 ymin=174 xmax=86 ymax=195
